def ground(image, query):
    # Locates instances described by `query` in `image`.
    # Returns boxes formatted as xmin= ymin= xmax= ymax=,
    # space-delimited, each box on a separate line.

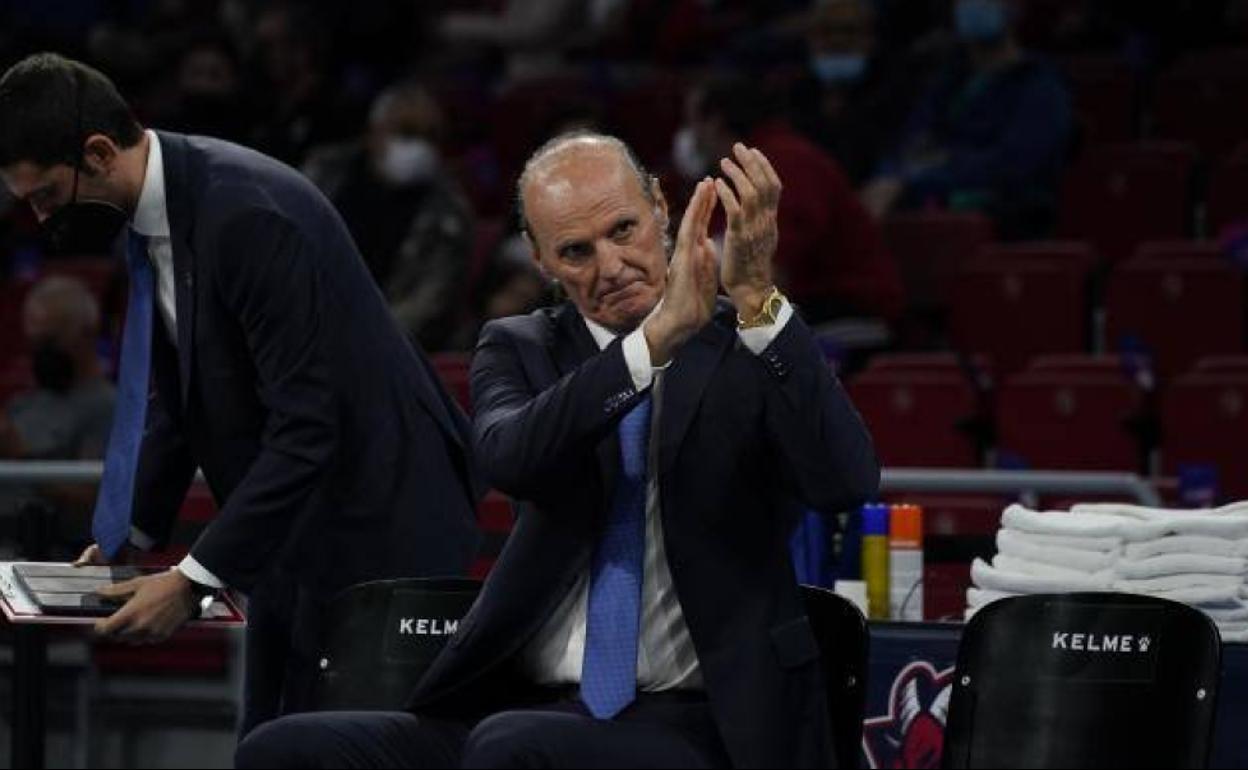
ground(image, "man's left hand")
xmin=715 ymin=143 xmax=782 ymax=319
xmin=93 ymin=569 xmax=200 ymax=644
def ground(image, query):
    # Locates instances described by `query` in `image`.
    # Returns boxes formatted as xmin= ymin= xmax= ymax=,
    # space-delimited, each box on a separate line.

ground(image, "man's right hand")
xmin=74 ymin=542 xmax=133 ymax=567
xmin=643 ymin=177 xmax=720 ymax=366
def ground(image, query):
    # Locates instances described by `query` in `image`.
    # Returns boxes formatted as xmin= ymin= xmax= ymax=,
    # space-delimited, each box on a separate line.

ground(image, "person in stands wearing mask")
xmin=861 ymin=0 xmax=1072 ymax=239
xmin=787 ymin=0 xmax=929 ymax=186
xmin=0 ymin=53 xmax=481 ymax=738
xmin=0 ymin=276 xmax=116 ymax=538
xmin=304 ymin=83 xmax=473 ymax=352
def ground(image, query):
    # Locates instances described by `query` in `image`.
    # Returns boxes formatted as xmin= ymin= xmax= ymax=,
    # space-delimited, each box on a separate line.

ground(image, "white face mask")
xmin=378 ymin=137 xmax=438 ymax=186
xmin=671 ymin=126 xmax=709 ymax=182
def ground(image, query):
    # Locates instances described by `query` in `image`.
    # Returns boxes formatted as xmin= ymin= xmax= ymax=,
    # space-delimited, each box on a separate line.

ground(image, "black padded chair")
xmin=801 ymin=584 xmax=870 ymax=769
xmin=943 ymin=592 xmax=1221 ymax=769
xmin=313 ymin=577 xmax=481 ymax=711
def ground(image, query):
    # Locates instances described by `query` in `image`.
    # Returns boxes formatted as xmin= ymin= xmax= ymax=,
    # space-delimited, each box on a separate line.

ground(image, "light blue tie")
xmin=92 ymin=230 xmax=153 ymax=558
xmin=581 ymin=393 xmax=652 ymax=719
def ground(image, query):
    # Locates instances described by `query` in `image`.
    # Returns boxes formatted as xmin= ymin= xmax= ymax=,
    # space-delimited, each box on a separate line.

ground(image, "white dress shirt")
xmin=519 ymin=300 xmax=794 ymax=691
xmin=125 ymin=130 xmax=224 ymax=590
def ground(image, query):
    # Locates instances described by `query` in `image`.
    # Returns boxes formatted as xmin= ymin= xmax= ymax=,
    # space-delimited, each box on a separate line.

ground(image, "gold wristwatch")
xmin=738 ymin=286 xmax=786 ymax=330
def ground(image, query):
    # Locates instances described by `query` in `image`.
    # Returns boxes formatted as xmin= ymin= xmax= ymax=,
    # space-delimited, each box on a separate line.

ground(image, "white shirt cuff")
xmin=176 ymin=555 xmax=226 ymax=590
xmin=129 ymin=527 xmax=157 ymax=551
xmin=738 ymin=299 xmax=795 ymax=355
xmin=621 ymin=327 xmax=668 ymax=392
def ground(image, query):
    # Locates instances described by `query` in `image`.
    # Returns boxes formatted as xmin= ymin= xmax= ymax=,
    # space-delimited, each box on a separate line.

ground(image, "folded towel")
xmin=1072 ymin=502 xmax=1248 ymax=519
xmin=1140 ymin=585 xmax=1244 ymax=605
xmin=1124 ymin=535 xmax=1248 ymax=561
xmin=1198 ymin=603 xmax=1248 ymax=623
xmin=1001 ymin=504 xmax=1126 ymax=539
xmin=1113 ymin=574 xmax=1243 ymax=594
xmin=994 ymin=529 xmax=1121 ymax=554
xmin=966 ymin=587 xmax=1016 ymax=609
xmin=997 ymin=530 xmax=1120 ymax=573
xmin=1115 ymin=553 xmax=1247 ymax=580
xmin=1220 ymin=628 xmax=1248 ymax=643
xmin=1070 ymin=504 xmax=1248 ymax=540
xmin=972 ymin=558 xmax=1112 ymax=595
xmin=993 ymin=554 xmax=1114 ymax=583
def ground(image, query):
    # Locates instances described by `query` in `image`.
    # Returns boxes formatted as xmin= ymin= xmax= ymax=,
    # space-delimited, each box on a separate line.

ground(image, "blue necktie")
xmin=93 ymin=230 xmax=154 ymax=558
xmin=581 ymin=393 xmax=652 ymax=720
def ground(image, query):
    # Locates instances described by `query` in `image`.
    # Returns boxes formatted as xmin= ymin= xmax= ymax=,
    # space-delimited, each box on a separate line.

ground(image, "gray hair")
xmin=24 ymin=275 xmax=100 ymax=333
xmin=515 ymin=130 xmax=657 ymax=236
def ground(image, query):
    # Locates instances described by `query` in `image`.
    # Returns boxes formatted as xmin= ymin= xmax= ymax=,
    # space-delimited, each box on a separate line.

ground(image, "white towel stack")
xmin=967 ymin=502 xmax=1248 ymax=641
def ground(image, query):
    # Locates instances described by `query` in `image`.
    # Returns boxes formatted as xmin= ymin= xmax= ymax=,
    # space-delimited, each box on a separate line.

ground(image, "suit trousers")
xmin=240 ymin=570 xmax=328 ymax=737
xmin=234 ymin=691 xmax=731 ymax=769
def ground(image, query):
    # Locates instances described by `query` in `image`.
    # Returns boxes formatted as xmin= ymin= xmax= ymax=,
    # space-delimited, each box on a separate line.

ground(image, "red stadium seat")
xmin=974 ymin=241 xmax=1100 ymax=272
xmin=997 ymin=371 xmax=1145 ymax=472
xmin=1058 ymin=143 xmax=1196 ymax=264
xmin=1208 ymin=151 xmax=1248 ymax=235
xmin=431 ymin=352 xmax=473 ymax=413
xmin=1060 ymin=54 xmax=1137 ymax=144
xmin=881 ymin=211 xmax=994 ymax=310
xmin=949 ymin=258 xmax=1091 ymax=375
xmin=1152 ymin=50 xmax=1248 ymax=161
xmin=471 ymin=489 xmax=515 ymax=580
xmin=41 ymin=256 xmax=120 ymax=303
xmin=0 ymin=357 xmax=33 ymax=406
xmin=848 ymin=371 xmax=980 ymax=468
xmin=1133 ymin=240 xmax=1224 ymax=263
xmin=1194 ymin=355 xmax=1248 ymax=374
xmin=1161 ymin=373 xmax=1248 ymax=501
xmin=1105 ymin=256 xmax=1246 ymax=379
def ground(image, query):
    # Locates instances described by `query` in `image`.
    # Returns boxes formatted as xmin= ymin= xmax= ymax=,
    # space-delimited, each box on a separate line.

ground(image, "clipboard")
xmin=0 ymin=561 xmax=246 ymax=628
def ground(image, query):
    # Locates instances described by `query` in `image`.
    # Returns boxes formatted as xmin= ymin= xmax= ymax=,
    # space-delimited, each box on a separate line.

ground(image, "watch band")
xmin=738 ymin=286 xmax=786 ymax=330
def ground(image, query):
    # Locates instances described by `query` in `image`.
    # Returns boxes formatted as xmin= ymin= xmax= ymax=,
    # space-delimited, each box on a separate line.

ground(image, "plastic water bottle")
xmin=889 ymin=504 xmax=925 ymax=622
xmin=862 ymin=504 xmax=891 ymax=621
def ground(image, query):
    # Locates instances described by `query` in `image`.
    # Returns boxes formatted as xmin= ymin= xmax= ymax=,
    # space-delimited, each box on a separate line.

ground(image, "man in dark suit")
xmin=0 ymin=54 xmax=481 ymax=734
xmin=235 ymin=131 xmax=878 ymax=768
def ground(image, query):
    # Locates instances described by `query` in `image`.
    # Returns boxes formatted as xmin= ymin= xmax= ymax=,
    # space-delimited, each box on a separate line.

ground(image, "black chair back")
xmin=943 ymin=592 xmax=1221 ymax=769
xmin=801 ymin=584 xmax=870 ymax=769
xmin=313 ymin=577 xmax=481 ymax=711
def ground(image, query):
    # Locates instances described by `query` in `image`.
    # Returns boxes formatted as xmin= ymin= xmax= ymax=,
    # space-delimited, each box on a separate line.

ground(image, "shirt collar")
xmin=131 ymin=130 xmax=170 ymax=238
xmin=583 ymin=317 xmax=619 ymax=351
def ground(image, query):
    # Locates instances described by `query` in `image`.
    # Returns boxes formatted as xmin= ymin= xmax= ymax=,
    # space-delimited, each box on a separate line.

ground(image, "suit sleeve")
xmin=470 ymin=319 xmax=640 ymax=502
xmin=188 ymin=207 xmax=339 ymax=591
xmin=754 ymin=313 xmax=880 ymax=513
xmin=129 ymin=379 xmax=196 ymax=547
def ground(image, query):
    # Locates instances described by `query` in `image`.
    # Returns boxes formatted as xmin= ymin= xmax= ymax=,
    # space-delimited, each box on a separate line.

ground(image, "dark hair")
xmin=0 ymin=53 xmax=143 ymax=168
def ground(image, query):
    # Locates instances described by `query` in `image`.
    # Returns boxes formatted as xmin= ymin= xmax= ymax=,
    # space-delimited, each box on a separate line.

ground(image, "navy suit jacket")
xmin=409 ymin=300 xmax=879 ymax=768
xmin=128 ymin=132 xmax=480 ymax=595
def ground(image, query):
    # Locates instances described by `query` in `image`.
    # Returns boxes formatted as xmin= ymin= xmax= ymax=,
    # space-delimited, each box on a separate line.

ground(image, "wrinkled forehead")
xmin=523 ymin=144 xmax=649 ymax=237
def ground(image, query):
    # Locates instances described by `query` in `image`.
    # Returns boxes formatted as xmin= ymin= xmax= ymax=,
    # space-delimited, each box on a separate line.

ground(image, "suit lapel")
xmin=155 ymin=131 xmax=196 ymax=411
xmin=658 ymin=307 xmax=735 ymax=473
xmin=551 ymin=305 xmax=621 ymax=497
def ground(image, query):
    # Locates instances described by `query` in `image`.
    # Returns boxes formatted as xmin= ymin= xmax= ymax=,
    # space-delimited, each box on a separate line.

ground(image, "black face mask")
xmin=31 ymin=340 xmax=77 ymax=394
xmin=40 ymin=164 xmax=128 ymax=257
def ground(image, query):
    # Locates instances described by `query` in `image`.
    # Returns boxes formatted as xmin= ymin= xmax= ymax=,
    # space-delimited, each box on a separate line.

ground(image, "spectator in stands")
xmin=236 ymin=130 xmax=878 ymax=770
xmin=682 ymin=73 xmax=905 ymax=325
xmin=305 ymin=83 xmax=473 ymax=352
xmin=0 ymin=277 xmax=115 ymax=541
xmin=788 ymin=0 xmax=930 ymax=185
xmin=161 ymin=31 xmax=251 ymax=145
xmin=438 ymin=0 xmax=607 ymax=82
xmin=861 ymin=0 xmax=1073 ymax=239
xmin=249 ymin=2 xmax=357 ymax=166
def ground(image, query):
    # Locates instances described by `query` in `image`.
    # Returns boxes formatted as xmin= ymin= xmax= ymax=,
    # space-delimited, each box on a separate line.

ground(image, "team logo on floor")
xmin=863 ymin=661 xmax=954 ymax=769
